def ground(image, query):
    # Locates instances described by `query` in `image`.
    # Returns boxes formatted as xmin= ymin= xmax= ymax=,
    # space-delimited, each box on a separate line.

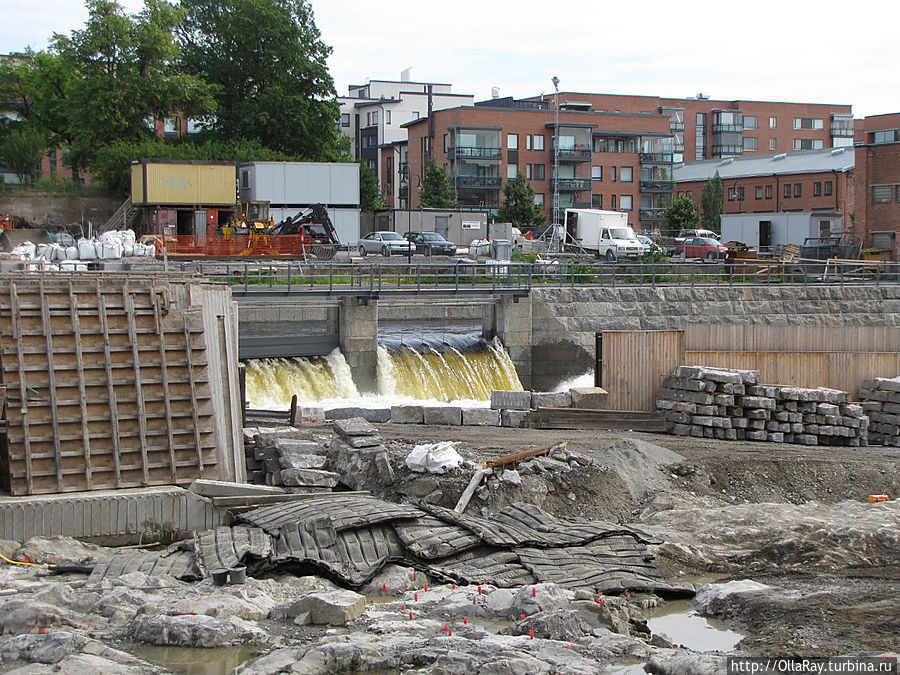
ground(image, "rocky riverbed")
xmin=0 ymin=424 xmax=898 ymax=673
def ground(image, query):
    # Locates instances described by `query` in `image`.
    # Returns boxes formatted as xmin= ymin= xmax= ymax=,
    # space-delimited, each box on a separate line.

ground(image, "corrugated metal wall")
xmin=601 ymin=330 xmax=685 ymax=412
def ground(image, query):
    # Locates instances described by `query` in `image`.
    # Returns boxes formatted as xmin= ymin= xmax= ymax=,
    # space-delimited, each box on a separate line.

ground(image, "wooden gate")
xmin=0 ymin=274 xmax=228 ymax=495
xmin=600 ymin=330 xmax=685 ymax=411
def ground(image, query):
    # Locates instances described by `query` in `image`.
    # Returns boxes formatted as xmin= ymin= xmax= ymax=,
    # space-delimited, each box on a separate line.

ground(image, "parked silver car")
xmin=358 ymin=231 xmax=414 ymax=257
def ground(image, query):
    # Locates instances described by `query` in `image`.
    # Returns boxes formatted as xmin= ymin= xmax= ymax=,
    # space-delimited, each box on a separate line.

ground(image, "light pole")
xmin=551 ymin=76 xmax=560 ymax=252
xmin=402 ymin=166 xmax=421 ymax=264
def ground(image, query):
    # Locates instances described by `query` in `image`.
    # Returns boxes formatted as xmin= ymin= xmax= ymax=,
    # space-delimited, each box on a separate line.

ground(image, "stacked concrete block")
xmin=326 ymin=417 xmax=395 ymax=492
xmin=657 ymin=366 xmax=867 ymax=447
xmin=856 ymin=377 xmax=900 ymax=446
xmin=248 ymin=428 xmax=338 ymax=488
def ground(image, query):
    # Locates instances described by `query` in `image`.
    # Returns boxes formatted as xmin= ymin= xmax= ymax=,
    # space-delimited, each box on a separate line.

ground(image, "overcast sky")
xmin=2 ymin=0 xmax=896 ymax=118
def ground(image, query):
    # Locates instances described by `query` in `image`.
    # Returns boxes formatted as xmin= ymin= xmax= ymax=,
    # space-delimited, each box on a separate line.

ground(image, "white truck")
xmin=564 ymin=208 xmax=645 ymax=261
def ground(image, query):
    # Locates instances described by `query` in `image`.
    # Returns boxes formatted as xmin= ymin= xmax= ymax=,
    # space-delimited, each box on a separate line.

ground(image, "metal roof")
xmin=673 ymin=147 xmax=854 ymax=182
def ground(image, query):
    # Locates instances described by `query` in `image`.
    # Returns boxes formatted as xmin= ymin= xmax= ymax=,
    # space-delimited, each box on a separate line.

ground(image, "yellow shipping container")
xmin=131 ymin=161 xmax=237 ymax=206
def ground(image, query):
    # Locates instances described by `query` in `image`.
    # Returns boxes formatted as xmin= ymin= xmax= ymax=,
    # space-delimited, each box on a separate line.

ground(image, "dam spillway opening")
xmin=243 ymin=333 xmax=523 ymax=410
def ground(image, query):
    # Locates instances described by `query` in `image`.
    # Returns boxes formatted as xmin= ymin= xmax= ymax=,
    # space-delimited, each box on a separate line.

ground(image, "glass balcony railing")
xmin=639 ymin=208 xmax=667 ymax=221
xmin=555 ymin=148 xmax=592 ymax=162
xmin=450 ymin=146 xmax=503 ymax=159
xmin=550 ymin=177 xmax=592 ymax=191
xmin=640 ymin=153 xmax=674 ymax=164
xmin=712 ymin=124 xmax=743 ymax=133
xmin=712 ymin=145 xmax=743 ymax=156
xmin=454 ymin=176 xmax=503 ymax=189
xmin=670 ymin=122 xmax=685 ymax=131
xmin=640 ymin=180 xmax=674 ymax=193
xmin=830 ymin=125 xmax=854 ymax=137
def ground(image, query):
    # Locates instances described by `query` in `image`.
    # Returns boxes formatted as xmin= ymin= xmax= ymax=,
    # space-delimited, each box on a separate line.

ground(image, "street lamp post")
xmin=402 ymin=168 xmax=421 ymax=264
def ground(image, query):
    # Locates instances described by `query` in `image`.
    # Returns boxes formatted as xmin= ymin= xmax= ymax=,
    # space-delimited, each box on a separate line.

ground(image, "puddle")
xmin=134 ymin=645 xmax=256 ymax=674
xmin=646 ymin=599 xmax=743 ymax=653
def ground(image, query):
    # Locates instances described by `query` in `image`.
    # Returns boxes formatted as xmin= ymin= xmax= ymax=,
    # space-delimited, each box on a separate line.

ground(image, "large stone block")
xmin=280 ymin=468 xmax=340 ymax=488
xmin=325 ymin=408 xmax=391 ymax=423
xmin=422 ymin=406 xmax=462 ymax=426
xmin=461 ymin=408 xmax=501 ymax=426
xmin=569 ymin=387 xmax=609 ymax=410
xmin=288 ymin=590 xmax=366 ymax=626
xmin=490 ymin=390 xmax=532 ymax=410
xmin=391 ymin=405 xmax=424 ymax=424
xmin=501 ymin=409 xmax=529 ymax=428
xmin=531 ymin=391 xmax=572 ymax=409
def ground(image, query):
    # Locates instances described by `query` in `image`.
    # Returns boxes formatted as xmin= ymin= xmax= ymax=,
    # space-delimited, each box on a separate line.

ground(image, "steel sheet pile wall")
xmin=0 ymin=274 xmax=237 ymax=495
xmin=657 ymin=366 xmax=868 ymax=446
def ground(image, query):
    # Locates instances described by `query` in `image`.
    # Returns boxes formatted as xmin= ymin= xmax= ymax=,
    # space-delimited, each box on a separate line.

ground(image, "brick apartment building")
xmin=403 ymin=96 xmax=675 ymax=231
xmin=853 ymin=113 xmax=900 ymax=254
xmin=528 ymin=92 xmax=854 ymax=162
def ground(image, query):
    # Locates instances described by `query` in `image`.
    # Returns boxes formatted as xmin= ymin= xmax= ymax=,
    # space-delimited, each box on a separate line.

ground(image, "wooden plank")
xmin=40 ymin=281 xmax=64 ymax=492
xmin=124 ymin=286 xmax=151 ymax=485
xmin=154 ymin=298 xmax=178 ymax=484
xmin=601 ymin=330 xmax=685 ymax=412
xmin=529 ymin=408 xmax=671 ymax=432
xmin=8 ymin=282 xmax=33 ymax=494
xmin=97 ymin=283 xmax=122 ymax=488
xmin=183 ymin=314 xmax=205 ymax=471
xmin=68 ymin=283 xmax=94 ymax=489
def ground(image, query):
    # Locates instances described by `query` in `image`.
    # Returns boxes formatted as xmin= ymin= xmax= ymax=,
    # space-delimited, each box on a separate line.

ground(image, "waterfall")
xmin=243 ymin=336 xmax=523 ymax=409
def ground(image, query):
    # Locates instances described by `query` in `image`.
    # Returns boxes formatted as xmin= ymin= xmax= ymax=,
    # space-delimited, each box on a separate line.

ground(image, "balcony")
xmin=712 ymin=145 xmax=743 ymax=156
xmin=551 ymin=177 xmax=592 ymax=191
xmin=712 ymin=124 xmax=743 ymax=133
xmin=450 ymin=146 xmax=503 ymax=160
xmin=640 ymin=153 xmax=674 ymax=164
xmin=669 ymin=122 xmax=685 ymax=132
xmin=639 ymin=208 xmax=667 ymax=221
xmin=555 ymin=148 xmax=592 ymax=162
xmin=640 ymin=180 xmax=674 ymax=194
xmin=454 ymin=176 xmax=502 ymax=189
xmin=830 ymin=125 xmax=854 ymax=137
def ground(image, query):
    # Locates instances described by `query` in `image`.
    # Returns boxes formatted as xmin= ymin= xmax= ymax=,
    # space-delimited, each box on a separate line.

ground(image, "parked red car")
xmin=678 ymin=236 xmax=728 ymax=261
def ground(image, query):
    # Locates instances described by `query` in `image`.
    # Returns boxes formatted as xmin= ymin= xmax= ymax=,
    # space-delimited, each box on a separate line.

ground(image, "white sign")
xmin=462 ymin=221 xmax=481 ymax=230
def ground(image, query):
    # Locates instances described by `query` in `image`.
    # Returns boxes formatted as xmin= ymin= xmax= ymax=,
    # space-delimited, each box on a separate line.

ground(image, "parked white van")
xmin=564 ymin=209 xmax=644 ymax=261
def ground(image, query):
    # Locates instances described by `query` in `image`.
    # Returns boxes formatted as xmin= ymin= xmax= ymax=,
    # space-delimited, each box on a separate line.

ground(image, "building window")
xmin=610 ymin=166 xmax=617 ymax=182
xmin=769 ymin=138 xmax=777 ymax=151
xmin=591 ymin=166 xmax=602 ymax=180
xmin=525 ymin=135 xmax=532 ymax=151
xmin=620 ymin=195 xmax=633 ymax=211
xmin=164 ymin=117 xmax=178 ymax=136
xmin=507 ymin=134 xmax=518 ymax=150
xmin=794 ymin=118 xmax=824 ymax=130
xmin=794 ymin=183 xmax=802 ymax=197
xmin=728 ymin=187 xmax=745 ymax=201
xmin=385 ymin=110 xmax=391 ymax=125
xmin=784 ymin=183 xmax=791 ymax=198
xmin=372 ymin=110 xmax=379 ymax=125
xmin=620 ymin=166 xmax=633 ymax=182
xmin=412 ymin=111 xmax=420 ymax=120
xmin=824 ymin=181 xmax=833 ymax=196
xmin=526 ymin=164 xmax=532 ymax=179
xmin=765 ymin=185 xmax=773 ymax=199
xmin=755 ymin=186 xmax=763 ymax=200
xmin=591 ymin=194 xmax=602 ymax=209
xmin=341 ymin=113 xmax=350 ymax=127
xmin=814 ymin=182 xmax=822 ymax=196
xmin=507 ymin=163 xmax=518 ymax=179
xmin=696 ymin=112 xmax=707 ymax=160
xmin=873 ymin=129 xmax=900 ymax=144
xmin=534 ymin=135 xmax=545 ymax=151
xmin=365 ymin=112 xmax=371 ymax=126
xmin=534 ymin=193 xmax=544 ymax=205
xmin=794 ymin=139 xmax=824 ymax=150
xmin=743 ymin=137 xmax=758 ymax=151
xmin=241 ymin=170 xmax=250 ymax=189
xmin=610 ymin=195 xmax=617 ymax=209
xmin=744 ymin=116 xmax=758 ymax=130
xmin=769 ymin=116 xmax=777 ymax=129
xmin=533 ymin=164 xmax=545 ymax=180
xmin=873 ymin=185 xmax=892 ymax=203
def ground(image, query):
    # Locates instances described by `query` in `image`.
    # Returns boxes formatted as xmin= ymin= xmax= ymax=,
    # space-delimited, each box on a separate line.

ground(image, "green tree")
xmin=358 ymin=162 xmax=386 ymax=213
xmin=418 ymin=156 xmax=457 ymax=208
xmin=700 ymin=171 xmax=724 ymax=233
xmin=664 ymin=193 xmax=699 ymax=234
xmin=497 ymin=171 xmax=546 ymax=229
xmin=0 ymin=124 xmax=47 ymax=184
xmin=177 ymin=0 xmax=345 ymax=160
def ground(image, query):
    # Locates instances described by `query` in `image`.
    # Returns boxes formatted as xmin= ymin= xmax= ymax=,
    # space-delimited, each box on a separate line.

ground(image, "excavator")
xmin=221 ymin=202 xmax=339 ymax=259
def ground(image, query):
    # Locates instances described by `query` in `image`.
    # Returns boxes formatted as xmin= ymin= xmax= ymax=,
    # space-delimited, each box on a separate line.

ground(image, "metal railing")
xmin=179 ymin=259 xmax=900 ymax=297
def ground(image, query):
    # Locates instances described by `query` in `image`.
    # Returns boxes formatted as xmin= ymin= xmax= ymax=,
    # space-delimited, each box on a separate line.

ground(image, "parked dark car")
xmin=403 ymin=231 xmax=458 ymax=256
xmin=678 ymin=236 xmax=728 ymax=261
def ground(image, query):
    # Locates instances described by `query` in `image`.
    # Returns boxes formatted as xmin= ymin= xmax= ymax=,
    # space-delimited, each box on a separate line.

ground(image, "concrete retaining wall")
xmin=0 ymin=194 xmax=120 ymax=229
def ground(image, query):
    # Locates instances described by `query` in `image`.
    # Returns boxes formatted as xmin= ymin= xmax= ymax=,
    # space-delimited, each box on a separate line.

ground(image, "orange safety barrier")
xmin=154 ymin=234 xmax=325 ymax=257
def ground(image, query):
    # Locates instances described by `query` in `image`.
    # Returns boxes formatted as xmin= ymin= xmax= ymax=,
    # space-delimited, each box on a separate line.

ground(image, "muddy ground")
xmin=0 ymin=425 xmax=897 ymax=673
xmin=374 ymin=424 xmax=900 ymax=657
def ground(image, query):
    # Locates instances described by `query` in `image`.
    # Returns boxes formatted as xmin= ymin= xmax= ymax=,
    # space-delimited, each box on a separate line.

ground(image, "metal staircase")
xmin=99 ymin=198 xmax=140 ymax=234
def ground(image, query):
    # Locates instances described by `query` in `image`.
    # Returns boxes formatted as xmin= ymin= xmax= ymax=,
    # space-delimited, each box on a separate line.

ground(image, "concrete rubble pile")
xmin=87 ymin=493 xmax=679 ymax=598
xmin=657 ymin=366 xmax=868 ymax=446
xmin=857 ymin=376 xmax=900 ymax=447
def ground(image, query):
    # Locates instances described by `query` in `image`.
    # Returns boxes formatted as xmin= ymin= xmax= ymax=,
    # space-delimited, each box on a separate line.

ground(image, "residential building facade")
xmin=403 ymin=96 xmax=675 ymax=231
xmin=338 ymin=73 xmax=474 ymax=208
xmin=524 ymin=92 xmax=853 ymax=163
xmin=853 ymin=113 xmax=900 ymax=255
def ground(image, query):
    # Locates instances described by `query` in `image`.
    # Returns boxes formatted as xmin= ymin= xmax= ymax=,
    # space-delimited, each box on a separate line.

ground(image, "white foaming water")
xmin=554 ymin=371 xmax=595 ymax=391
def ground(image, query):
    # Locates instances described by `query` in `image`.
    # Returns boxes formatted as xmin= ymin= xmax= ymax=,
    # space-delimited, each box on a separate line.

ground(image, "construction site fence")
xmin=176 ymin=259 xmax=900 ymax=296
xmin=155 ymin=234 xmax=327 ymax=258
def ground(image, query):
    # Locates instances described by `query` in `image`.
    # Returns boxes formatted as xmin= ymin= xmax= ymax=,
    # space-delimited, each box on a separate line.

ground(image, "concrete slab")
xmin=423 ymin=407 xmax=463 ymax=426
xmin=461 ymin=408 xmax=501 ymax=426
